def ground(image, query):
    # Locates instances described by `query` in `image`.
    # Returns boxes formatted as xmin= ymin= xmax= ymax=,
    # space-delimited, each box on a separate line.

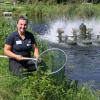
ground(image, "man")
xmin=4 ymin=16 xmax=39 ymax=77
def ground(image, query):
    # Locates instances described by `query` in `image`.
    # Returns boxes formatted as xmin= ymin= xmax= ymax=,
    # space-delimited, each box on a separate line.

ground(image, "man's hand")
xmin=15 ymin=55 xmax=25 ymax=61
xmin=34 ymin=47 xmax=39 ymax=59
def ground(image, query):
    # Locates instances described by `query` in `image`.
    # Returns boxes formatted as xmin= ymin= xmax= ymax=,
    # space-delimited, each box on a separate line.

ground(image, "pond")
xmin=31 ymin=18 xmax=100 ymax=90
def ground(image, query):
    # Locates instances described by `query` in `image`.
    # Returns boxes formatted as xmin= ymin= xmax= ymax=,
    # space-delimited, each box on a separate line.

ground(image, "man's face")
xmin=17 ymin=19 xmax=28 ymax=34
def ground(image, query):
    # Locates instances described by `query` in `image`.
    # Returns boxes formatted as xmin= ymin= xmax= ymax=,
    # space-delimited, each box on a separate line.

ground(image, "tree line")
xmin=15 ymin=0 xmax=100 ymax=4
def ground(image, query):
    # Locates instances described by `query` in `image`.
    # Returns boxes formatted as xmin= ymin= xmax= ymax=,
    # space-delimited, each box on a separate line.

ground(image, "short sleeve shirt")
xmin=5 ymin=31 xmax=36 ymax=57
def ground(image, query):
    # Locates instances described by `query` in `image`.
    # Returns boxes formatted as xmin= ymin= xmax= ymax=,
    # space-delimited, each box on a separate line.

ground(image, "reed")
xmin=17 ymin=4 xmax=99 ymax=21
xmin=0 ymin=17 xmax=16 ymax=49
xmin=0 ymin=3 xmax=100 ymax=20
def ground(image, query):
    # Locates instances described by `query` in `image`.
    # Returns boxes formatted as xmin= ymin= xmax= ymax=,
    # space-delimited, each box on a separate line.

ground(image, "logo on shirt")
xmin=27 ymin=40 xmax=31 ymax=46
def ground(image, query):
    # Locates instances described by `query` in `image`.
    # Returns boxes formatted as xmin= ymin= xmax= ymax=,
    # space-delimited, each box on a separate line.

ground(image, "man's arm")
xmin=4 ymin=44 xmax=24 ymax=61
xmin=32 ymin=44 xmax=39 ymax=59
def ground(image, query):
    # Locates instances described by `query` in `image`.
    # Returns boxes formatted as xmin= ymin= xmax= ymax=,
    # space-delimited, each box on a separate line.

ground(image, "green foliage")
xmin=77 ymin=3 xmax=96 ymax=18
xmin=65 ymin=4 xmax=78 ymax=18
xmin=0 ymin=17 xmax=16 ymax=49
xmin=0 ymin=3 xmax=100 ymax=19
xmin=6 ymin=0 xmax=100 ymax=4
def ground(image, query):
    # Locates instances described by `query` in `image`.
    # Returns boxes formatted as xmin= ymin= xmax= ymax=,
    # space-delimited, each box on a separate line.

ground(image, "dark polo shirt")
xmin=5 ymin=31 xmax=36 ymax=57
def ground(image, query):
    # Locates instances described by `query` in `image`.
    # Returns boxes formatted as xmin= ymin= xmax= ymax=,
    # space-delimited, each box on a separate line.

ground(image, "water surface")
xmin=64 ymin=45 xmax=100 ymax=89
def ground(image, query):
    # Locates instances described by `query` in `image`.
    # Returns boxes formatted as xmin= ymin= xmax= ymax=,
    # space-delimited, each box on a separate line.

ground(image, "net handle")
xmin=0 ymin=55 xmax=8 ymax=58
xmin=0 ymin=55 xmax=38 ymax=69
xmin=0 ymin=55 xmax=37 ymax=60
xmin=0 ymin=48 xmax=67 ymax=61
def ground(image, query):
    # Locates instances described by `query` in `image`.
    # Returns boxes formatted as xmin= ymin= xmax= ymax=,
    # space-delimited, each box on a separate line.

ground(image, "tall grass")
xmin=77 ymin=3 xmax=98 ymax=19
xmin=0 ymin=17 xmax=16 ymax=49
xmin=0 ymin=3 xmax=100 ymax=21
xmin=23 ymin=4 xmax=100 ymax=20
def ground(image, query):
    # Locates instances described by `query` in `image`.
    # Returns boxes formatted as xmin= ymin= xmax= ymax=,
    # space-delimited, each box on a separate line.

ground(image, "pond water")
xmin=65 ymin=46 xmax=100 ymax=90
xmin=31 ymin=18 xmax=100 ymax=90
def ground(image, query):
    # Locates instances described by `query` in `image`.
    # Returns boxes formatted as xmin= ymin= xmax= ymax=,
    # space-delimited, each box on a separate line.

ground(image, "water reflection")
xmin=29 ymin=21 xmax=49 ymax=35
xmin=65 ymin=46 xmax=100 ymax=89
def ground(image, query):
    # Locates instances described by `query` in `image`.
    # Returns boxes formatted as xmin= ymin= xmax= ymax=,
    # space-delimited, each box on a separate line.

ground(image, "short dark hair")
xmin=17 ymin=16 xmax=28 ymax=24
